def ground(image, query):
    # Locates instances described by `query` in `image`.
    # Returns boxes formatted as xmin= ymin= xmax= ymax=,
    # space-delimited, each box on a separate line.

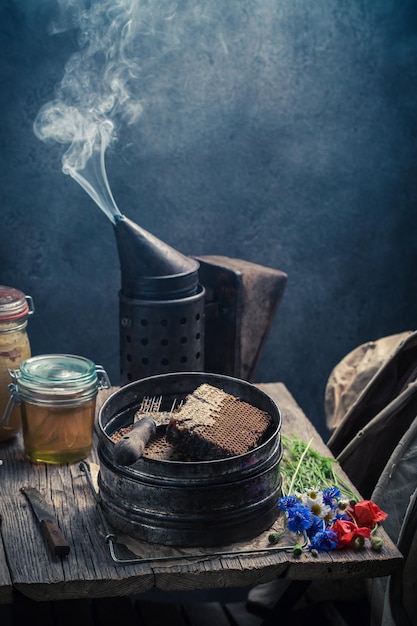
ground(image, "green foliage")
xmin=280 ymin=434 xmax=358 ymax=501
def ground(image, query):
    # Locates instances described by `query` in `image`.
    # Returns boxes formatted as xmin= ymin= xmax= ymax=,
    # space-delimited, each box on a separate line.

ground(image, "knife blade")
xmin=20 ymin=486 xmax=70 ymax=557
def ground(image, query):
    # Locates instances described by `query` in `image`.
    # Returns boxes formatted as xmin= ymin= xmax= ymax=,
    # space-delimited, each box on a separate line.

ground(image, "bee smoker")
xmin=113 ymin=213 xmax=288 ymax=386
xmin=114 ymin=214 xmax=205 ymax=384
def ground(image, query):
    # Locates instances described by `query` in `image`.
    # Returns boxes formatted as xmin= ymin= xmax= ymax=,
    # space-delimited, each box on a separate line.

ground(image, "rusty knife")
xmin=20 ymin=486 xmax=70 ymax=557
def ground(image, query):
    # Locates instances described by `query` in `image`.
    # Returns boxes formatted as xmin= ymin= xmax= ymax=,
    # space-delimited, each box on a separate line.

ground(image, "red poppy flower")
xmin=350 ymin=500 xmax=388 ymax=528
xmin=333 ymin=519 xmax=371 ymax=548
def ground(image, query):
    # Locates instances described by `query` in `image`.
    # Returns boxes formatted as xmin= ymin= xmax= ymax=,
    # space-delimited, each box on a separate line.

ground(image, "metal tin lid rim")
xmin=98 ymin=371 xmax=282 ymax=462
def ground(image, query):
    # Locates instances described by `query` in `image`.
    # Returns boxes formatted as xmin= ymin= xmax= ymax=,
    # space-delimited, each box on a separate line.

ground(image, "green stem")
xmin=330 ymin=466 xmax=359 ymax=502
xmin=287 ymin=437 xmax=314 ymax=495
xmin=281 ymin=434 xmax=361 ymax=500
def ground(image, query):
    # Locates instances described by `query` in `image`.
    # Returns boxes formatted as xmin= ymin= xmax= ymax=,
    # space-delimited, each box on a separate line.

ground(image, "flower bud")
xmin=293 ymin=543 xmax=303 ymax=557
xmin=353 ymin=536 xmax=365 ymax=550
xmin=371 ymin=536 xmax=384 ymax=551
xmin=268 ymin=533 xmax=282 ymax=545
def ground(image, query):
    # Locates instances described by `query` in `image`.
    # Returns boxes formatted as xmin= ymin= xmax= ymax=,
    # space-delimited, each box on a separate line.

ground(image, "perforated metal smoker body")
xmin=119 ymin=287 xmax=205 ymax=384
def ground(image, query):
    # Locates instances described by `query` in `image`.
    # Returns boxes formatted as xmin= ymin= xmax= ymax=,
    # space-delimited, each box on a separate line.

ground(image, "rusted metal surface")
xmin=196 ymin=256 xmax=288 ymax=381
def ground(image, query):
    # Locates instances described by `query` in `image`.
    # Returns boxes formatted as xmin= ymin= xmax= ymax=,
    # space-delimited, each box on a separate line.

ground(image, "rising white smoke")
xmin=33 ymin=0 xmax=206 ymax=221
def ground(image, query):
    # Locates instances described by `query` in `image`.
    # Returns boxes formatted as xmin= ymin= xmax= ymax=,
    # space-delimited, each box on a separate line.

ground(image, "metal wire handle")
xmin=79 ymin=461 xmax=306 ymax=566
xmin=1 ymin=383 xmax=20 ymax=426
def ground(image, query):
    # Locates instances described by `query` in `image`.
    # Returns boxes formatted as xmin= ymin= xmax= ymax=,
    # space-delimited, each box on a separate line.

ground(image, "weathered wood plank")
xmin=0 ymin=530 xmax=12 ymax=604
xmin=0 ymin=384 xmax=403 ymax=603
xmin=152 ymin=554 xmax=288 ymax=594
xmin=0 ymin=389 xmax=155 ymax=600
xmin=257 ymin=383 xmax=330 ymax=453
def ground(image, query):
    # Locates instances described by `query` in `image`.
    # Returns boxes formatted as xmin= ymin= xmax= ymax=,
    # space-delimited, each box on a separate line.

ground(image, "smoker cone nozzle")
xmin=114 ymin=214 xmax=200 ymax=300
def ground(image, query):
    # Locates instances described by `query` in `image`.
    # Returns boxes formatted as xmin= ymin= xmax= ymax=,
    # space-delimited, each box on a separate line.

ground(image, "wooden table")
xmin=0 ymin=383 xmax=402 ymax=608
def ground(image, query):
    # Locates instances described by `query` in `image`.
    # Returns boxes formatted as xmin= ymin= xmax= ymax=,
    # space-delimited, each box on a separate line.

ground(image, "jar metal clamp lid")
xmin=2 ymin=354 xmax=111 ymax=424
xmin=0 ymin=285 xmax=34 ymax=323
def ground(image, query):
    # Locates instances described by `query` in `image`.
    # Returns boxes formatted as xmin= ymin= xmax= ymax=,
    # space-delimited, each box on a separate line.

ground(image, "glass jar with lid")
xmin=7 ymin=354 xmax=111 ymax=464
xmin=0 ymin=285 xmax=34 ymax=442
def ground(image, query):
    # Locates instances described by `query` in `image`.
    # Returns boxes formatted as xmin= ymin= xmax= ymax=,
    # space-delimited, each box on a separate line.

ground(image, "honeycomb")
xmin=110 ymin=384 xmax=273 ymax=462
xmin=166 ymin=384 xmax=272 ymax=460
xmin=145 ymin=431 xmax=195 ymax=460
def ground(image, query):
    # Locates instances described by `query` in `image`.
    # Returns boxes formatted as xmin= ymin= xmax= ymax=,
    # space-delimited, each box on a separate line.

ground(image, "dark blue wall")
xmin=1 ymin=1 xmax=417 ymax=437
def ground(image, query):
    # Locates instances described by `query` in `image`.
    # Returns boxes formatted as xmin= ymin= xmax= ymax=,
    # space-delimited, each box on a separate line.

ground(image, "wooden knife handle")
xmin=113 ymin=418 xmax=157 ymax=466
xmin=40 ymin=519 xmax=70 ymax=557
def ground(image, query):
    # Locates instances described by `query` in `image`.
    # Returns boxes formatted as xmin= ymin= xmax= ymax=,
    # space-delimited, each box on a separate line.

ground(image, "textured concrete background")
xmin=1 ymin=1 xmax=416 ymax=436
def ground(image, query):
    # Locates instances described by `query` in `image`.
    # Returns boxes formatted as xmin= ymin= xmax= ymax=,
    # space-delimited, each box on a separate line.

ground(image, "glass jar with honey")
xmin=7 ymin=354 xmax=111 ymax=464
xmin=0 ymin=285 xmax=34 ymax=442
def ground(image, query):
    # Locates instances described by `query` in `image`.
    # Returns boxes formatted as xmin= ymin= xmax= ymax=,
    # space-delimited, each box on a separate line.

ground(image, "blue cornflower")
xmin=278 ymin=495 xmax=299 ymax=511
xmin=322 ymin=486 xmax=342 ymax=508
xmin=334 ymin=511 xmax=350 ymax=521
xmin=309 ymin=528 xmax=338 ymax=552
xmin=287 ymin=504 xmax=313 ymax=534
xmin=306 ymin=515 xmax=324 ymax=539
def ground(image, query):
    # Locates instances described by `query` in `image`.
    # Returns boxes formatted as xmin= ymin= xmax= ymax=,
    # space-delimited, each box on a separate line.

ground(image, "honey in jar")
xmin=0 ymin=285 xmax=33 ymax=442
xmin=8 ymin=354 xmax=110 ymax=464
